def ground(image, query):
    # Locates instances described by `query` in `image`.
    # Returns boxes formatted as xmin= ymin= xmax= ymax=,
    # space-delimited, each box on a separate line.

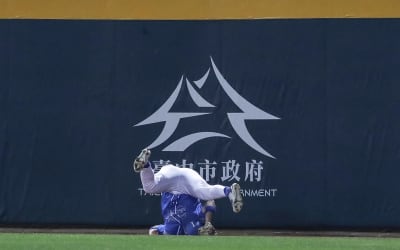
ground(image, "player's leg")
xmin=137 ymin=161 xmax=223 ymax=197
xmin=158 ymin=166 xmax=243 ymax=213
xmin=177 ymin=167 xmax=226 ymax=200
xmin=183 ymin=221 xmax=202 ymax=235
xmin=133 ymin=148 xmax=243 ymax=212
xmin=139 ymin=165 xmax=166 ymax=194
xmin=181 ymin=198 xmax=205 ymax=235
xmin=133 ymin=149 xmax=175 ymax=194
xmin=142 ymin=165 xmax=243 ymax=212
xmin=134 ymin=148 xmax=225 ymax=197
xmin=197 ymin=200 xmax=217 ymax=235
xmin=164 ymin=221 xmax=183 ymax=235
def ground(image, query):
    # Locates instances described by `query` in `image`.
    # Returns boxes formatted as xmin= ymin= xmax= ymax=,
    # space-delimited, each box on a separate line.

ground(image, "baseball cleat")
xmin=133 ymin=148 xmax=151 ymax=172
xmin=229 ymin=183 xmax=243 ymax=213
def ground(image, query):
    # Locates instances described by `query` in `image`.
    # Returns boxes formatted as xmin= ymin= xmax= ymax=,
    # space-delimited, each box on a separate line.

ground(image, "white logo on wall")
xmin=135 ymin=57 xmax=280 ymax=158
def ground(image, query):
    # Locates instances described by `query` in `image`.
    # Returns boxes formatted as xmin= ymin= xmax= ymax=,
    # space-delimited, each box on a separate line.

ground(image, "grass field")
xmin=1 ymin=233 xmax=400 ymax=250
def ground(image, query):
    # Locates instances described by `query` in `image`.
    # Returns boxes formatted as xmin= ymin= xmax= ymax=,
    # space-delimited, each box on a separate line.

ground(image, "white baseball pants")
xmin=140 ymin=164 xmax=226 ymax=200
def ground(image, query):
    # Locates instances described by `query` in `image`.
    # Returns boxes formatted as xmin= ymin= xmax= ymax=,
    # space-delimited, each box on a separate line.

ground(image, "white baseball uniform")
xmin=140 ymin=164 xmax=226 ymax=200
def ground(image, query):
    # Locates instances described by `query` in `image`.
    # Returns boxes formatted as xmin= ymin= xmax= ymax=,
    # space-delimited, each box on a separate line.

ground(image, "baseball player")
xmin=148 ymin=197 xmax=217 ymax=235
xmin=133 ymin=148 xmax=243 ymax=214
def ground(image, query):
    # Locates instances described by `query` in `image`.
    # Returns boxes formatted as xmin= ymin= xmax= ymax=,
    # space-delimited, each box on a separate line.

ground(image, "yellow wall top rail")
xmin=1 ymin=0 xmax=400 ymax=20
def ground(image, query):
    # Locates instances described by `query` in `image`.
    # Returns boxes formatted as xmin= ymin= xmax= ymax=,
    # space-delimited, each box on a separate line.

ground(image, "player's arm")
xmin=198 ymin=200 xmax=217 ymax=235
xmin=149 ymin=224 xmax=165 ymax=235
xmin=204 ymin=200 xmax=216 ymax=224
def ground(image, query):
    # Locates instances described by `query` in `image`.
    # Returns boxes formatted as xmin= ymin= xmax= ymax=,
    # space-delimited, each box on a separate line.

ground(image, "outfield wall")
xmin=1 ymin=1 xmax=400 ymax=229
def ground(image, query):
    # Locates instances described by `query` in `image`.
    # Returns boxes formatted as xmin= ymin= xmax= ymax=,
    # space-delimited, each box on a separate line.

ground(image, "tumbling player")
xmin=148 ymin=198 xmax=217 ymax=235
xmin=133 ymin=148 xmax=243 ymax=213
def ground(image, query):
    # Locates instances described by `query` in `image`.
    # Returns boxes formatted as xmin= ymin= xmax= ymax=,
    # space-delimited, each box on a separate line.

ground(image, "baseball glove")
xmin=198 ymin=222 xmax=217 ymax=235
